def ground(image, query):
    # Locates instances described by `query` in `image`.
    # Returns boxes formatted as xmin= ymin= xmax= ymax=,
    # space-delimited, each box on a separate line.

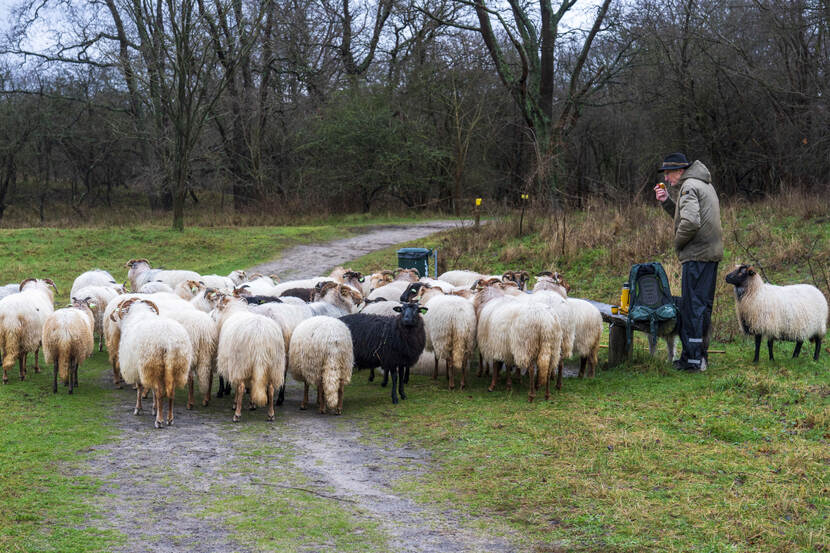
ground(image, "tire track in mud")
xmin=82 ymin=219 xmax=521 ymax=552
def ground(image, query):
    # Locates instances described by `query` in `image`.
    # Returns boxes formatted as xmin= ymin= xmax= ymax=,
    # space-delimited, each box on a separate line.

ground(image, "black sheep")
xmin=242 ymin=295 xmax=283 ymax=305
xmin=340 ymin=302 xmax=427 ymax=404
xmin=280 ymin=288 xmax=315 ymax=302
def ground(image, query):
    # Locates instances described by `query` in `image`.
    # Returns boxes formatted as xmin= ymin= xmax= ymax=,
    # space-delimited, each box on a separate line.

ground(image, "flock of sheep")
xmin=0 ymin=262 xmax=608 ymax=427
xmin=0 ymin=258 xmax=825 ymax=429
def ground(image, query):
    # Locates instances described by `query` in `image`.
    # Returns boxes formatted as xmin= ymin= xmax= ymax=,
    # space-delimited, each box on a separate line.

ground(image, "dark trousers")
xmin=678 ymin=261 xmax=718 ymax=366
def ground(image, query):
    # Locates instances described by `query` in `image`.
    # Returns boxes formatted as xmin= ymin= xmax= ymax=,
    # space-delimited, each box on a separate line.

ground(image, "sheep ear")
xmin=358 ymin=276 xmax=365 ymax=282
xmin=392 ymin=305 xmax=403 ymax=313
xmin=418 ymin=307 xmax=428 ymax=314
xmin=746 ymin=266 xmax=756 ymax=276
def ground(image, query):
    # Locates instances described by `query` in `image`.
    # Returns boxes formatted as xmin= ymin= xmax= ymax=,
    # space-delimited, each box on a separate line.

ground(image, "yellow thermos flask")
xmin=620 ymin=283 xmax=630 ymax=313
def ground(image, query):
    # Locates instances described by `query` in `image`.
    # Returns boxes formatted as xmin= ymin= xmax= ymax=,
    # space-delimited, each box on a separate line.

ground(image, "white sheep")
xmin=406 ymin=283 xmax=477 ymax=390
xmin=0 ymin=278 xmax=57 ymax=382
xmin=213 ymin=296 xmax=285 ymax=422
xmin=42 ymin=298 xmax=95 ymax=394
xmin=137 ymin=281 xmax=175 ymax=294
xmin=726 ymin=264 xmax=828 ymax=361
xmin=175 ymin=279 xmax=206 ymax=300
xmin=163 ymin=308 xmax=218 ymax=409
xmin=288 ymin=316 xmax=354 ymax=414
xmin=125 ymin=259 xmax=200 ymax=291
xmin=71 ymin=285 xmax=121 ymax=352
xmin=70 ymin=269 xmax=119 ymax=298
xmin=114 ymin=298 xmax=193 ymax=428
xmin=0 ymin=283 xmax=19 ymax=300
xmin=198 ymin=274 xmax=236 ymax=291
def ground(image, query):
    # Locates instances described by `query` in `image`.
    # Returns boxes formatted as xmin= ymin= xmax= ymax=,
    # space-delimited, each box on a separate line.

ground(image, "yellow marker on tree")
xmin=475 ymin=198 xmax=482 ymax=206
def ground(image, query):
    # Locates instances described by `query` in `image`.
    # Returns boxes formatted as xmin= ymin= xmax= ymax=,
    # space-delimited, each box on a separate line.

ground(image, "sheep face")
xmin=725 ymin=264 xmax=755 ymax=287
xmin=393 ymin=302 xmax=427 ymax=327
xmin=400 ymin=282 xmax=429 ymax=303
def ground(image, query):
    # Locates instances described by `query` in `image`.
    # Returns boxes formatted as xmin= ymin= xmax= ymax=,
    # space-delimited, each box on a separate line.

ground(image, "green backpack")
xmin=626 ymin=262 xmax=678 ymax=346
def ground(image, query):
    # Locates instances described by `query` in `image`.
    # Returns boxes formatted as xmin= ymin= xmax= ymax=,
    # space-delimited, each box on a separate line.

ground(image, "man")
xmin=654 ymin=153 xmax=723 ymax=371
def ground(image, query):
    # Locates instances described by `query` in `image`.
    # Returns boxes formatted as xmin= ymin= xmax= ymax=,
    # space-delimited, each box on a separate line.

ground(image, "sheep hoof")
xmin=202 ymin=400 xmax=209 ymax=407
xmin=232 ymin=414 xmax=241 ymax=422
xmin=186 ymin=403 xmax=193 ymax=410
xmin=400 ymin=393 xmax=407 ymax=400
xmin=68 ymin=389 xmax=73 ymax=395
xmin=154 ymin=420 xmax=163 ymax=429
xmin=334 ymin=410 xmax=342 ymax=416
xmin=299 ymin=405 xmax=307 ymax=411
xmin=267 ymin=414 xmax=275 ymax=422
xmin=487 ymin=385 xmax=495 ymax=392
xmin=115 ymin=384 xmax=123 ymax=390
xmin=133 ymin=408 xmax=142 ymax=416
xmin=392 ymin=397 xmax=399 ymax=404
xmin=167 ymin=419 xmax=173 ymax=426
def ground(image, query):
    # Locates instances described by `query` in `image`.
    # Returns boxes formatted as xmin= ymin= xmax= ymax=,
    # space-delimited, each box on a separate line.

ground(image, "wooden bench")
xmin=579 ymin=298 xmax=678 ymax=368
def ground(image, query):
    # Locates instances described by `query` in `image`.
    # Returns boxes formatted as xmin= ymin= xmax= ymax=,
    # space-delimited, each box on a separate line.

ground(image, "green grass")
xmin=339 ymin=342 xmax=828 ymax=553
xmin=0 ymin=353 xmax=121 ymax=553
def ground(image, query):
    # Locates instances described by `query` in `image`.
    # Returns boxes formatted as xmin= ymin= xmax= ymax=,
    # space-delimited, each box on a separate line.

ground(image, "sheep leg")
xmin=667 ymin=335 xmax=677 ymax=362
xmin=217 ymin=376 xmax=225 ymax=398
xmin=398 ymin=366 xmax=406 ymax=400
xmin=153 ymin=386 xmax=164 ymax=428
xmin=648 ymin=333 xmax=658 ymax=356
xmin=488 ymin=362 xmax=499 ymax=392
xmin=556 ymin=360 xmax=564 ymax=391
xmin=300 ymin=383 xmax=309 ymax=410
xmin=73 ymin=360 xmax=79 ymax=389
xmin=527 ymin=364 xmax=536 ymax=403
xmin=112 ymin=364 xmax=122 ymax=389
xmin=368 ymin=367 xmax=375 ymax=382
xmin=52 ymin=361 xmax=58 ymax=394
xmin=275 ymin=363 xmax=287 ymax=406
xmin=753 ymin=335 xmax=762 ymax=363
xmin=233 ymin=383 xmax=245 ymax=422
xmin=544 ymin=363 xmax=551 ymax=400
xmin=167 ymin=397 xmax=174 ymax=426
xmin=767 ymin=338 xmax=775 ymax=361
xmin=34 ymin=346 xmax=40 ymax=373
xmin=336 ymin=380 xmax=345 ymax=415
xmin=134 ymin=385 xmax=143 ymax=415
xmin=793 ymin=341 xmax=803 ymax=358
xmin=460 ymin=354 xmax=467 ymax=391
xmin=579 ymin=357 xmax=587 ymax=378
xmin=19 ymin=354 xmax=26 ymax=381
xmin=318 ymin=381 xmax=325 ymax=414
xmin=404 ymin=365 xmax=410 ymax=385
xmin=151 ymin=389 xmax=157 ymax=416
xmin=266 ymin=384 xmax=275 ymax=421
xmin=381 ymin=368 xmax=389 ymax=387
xmin=477 ymin=353 xmax=484 ymax=377
xmin=813 ymin=337 xmax=822 ymax=361
xmin=505 ymin=364 xmax=512 ymax=391
xmin=99 ymin=335 xmax=104 ymax=353
xmin=187 ymin=373 xmax=194 ymax=410
xmin=432 ymin=354 xmax=439 ymax=380
xmin=68 ymin=362 xmax=74 ymax=395
xmin=448 ymin=359 xmax=455 ymax=390
xmin=389 ymin=367 xmax=399 ymax=404
xmin=203 ymin=370 xmax=213 ymax=407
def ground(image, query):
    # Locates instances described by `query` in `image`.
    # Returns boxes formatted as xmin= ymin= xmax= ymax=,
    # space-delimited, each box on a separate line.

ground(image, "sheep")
xmin=367 ymin=280 xmax=411 ymax=301
xmin=175 ymin=279 xmax=206 ymax=300
xmin=279 ymin=288 xmax=315 ymax=302
xmin=163 ymin=308 xmax=218 ymax=409
xmin=138 ymin=281 xmax=175 ymax=294
xmin=103 ymin=292 xmax=195 ymax=388
xmin=71 ymin=285 xmax=121 ymax=352
xmin=191 ymin=288 xmax=223 ymax=313
xmin=272 ymin=277 xmax=333 ymax=297
xmin=474 ymin=282 xmax=562 ymax=401
xmin=113 ymin=298 xmax=192 ymax=428
xmin=340 ymin=302 xmax=427 ymax=404
xmin=0 ymin=283 xmax=19 ymax=301
xmin=534 ymin=274 xmax=603 ymax=385
xmin=213 ymin=295 xmax=285 ymax=422
xmin=329 ymin=267 xmax=366 ymax=294
xmin=0 ymin=278 xmax=58 ymax=382
xmin=366 ymin=270 xmax=395 ymax=295
xmin=198 ymin=274 xmax=236 ymax=291
xmin=70 ymin=269 xmax=119 ymax=298
xmin=125 ymin=259 xmax=201 ymax=291
xmin=438 ymin=270 xmax=484 ymax=288
xmin=402 ymin=283 xmax=477 ymax=390
xmin=242 ymin=295 xmax=283 ymax=305
xmin=42 ymin=298 xmax=95 ymax=394
xmin=360 ymin=299 xmax=401 ymax=317
xmin=288 ymin=316 xmax=354 ymax=414
xmin=228 ymin=270 xmax=247 ymax=285
xmin=501 ymin=270 xmax=530 ymax=290
xmin=725 ymin=264 xmax=828 ymax=362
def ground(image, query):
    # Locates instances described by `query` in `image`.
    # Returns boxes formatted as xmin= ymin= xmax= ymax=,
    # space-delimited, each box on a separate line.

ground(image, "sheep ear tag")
xmin=88 ymin=303 xmax=96 ymax=309
xmin=359 ymin=276 xmax=365 ymax=282
xmin=393 ymin=305 xmax=403 ymax=313
xmin=418 ymin=307 xmax=428 ymax=314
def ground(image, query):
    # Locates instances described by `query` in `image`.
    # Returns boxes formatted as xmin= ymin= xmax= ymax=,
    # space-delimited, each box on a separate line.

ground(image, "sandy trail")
xmin=82 ymin=220 xmax=520 ymax=553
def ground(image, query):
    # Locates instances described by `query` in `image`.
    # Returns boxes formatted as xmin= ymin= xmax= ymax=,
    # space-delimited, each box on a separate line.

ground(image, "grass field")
xmin=0 ymin=196 xmax=827 ymax=553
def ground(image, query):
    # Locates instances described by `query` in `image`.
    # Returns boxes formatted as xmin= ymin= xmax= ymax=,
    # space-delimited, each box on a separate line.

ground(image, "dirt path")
xmin=82 ymin=220 xmax=521 ymax=553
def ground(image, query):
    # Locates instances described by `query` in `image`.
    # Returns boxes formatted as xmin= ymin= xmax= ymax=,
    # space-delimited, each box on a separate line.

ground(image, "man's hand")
xmin=654 ymin=183 xmax=668 ymax=202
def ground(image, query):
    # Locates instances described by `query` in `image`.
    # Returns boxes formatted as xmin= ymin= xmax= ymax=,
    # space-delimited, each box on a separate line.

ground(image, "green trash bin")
xmin=397 ymin=247 xmax=432 ymax=278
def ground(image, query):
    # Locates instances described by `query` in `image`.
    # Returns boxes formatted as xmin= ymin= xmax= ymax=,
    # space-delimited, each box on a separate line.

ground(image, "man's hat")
xmin=658 ymin=152 xmax=691 ymax=172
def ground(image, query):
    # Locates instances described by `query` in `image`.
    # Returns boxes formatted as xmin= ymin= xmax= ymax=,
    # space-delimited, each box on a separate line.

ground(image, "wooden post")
xmin=474 ymin=198 xmax=481 ymax=228
xmin=519 ymin=193 xmax=528 ymax=235
xmin=607 ymin=322 xmax=630 ymax=368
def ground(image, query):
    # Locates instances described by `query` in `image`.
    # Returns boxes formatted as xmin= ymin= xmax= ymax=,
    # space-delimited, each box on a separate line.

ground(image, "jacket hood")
xmin=680 ymin=160 xmax=711 ymax=184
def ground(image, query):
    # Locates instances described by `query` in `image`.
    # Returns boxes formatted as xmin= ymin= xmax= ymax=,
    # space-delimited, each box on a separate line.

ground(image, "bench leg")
xmin=607 ymin=323 xmax=630 ymax=368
